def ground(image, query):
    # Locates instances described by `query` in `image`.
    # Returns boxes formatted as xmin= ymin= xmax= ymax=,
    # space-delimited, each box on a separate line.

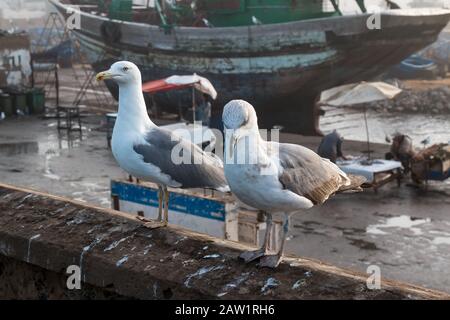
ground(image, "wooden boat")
xmin=49 ymin=0 xmax=450 ymax=134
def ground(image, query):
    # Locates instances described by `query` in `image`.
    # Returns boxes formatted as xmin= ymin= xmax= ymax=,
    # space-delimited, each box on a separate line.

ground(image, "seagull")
xmin=251 ymin=16 xmax=262 ymax=25
xmin=202 ymin=18 xmax=214 ymax=28
xmin=421 ymin=137 xmax=431 ymax=148
xmin=96 ymin=61 xmax=228 ymax=227
xmin=385 ymin=134 xmax=391 ymax=143
xmin=222 ymin=100 xmax=365 ymax=268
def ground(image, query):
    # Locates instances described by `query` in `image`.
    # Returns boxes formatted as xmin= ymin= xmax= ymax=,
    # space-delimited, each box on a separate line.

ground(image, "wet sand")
xmin=0 ymin=115 xmax=449 ymax=293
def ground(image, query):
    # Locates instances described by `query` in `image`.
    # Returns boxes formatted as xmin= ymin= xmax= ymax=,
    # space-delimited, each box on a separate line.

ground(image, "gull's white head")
xmin=96 ymin=61 xmax=141 ymax=85
xmin=96 ymin=61 xmax=150 ymax=126
xmin=222 ymin=99 xmax=258 ymax=130
xmin=222 ymin=99 xmax=259 ymax=157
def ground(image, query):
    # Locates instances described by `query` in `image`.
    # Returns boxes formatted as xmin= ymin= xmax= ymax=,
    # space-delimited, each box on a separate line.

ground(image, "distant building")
xmin=0 ymin=32 xmax=31 ymax=87
xmin=0 ymin=0 xmax=47 ymax=31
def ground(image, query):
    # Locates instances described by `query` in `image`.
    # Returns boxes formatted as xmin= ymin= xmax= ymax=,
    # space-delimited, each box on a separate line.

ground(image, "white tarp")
xmin=319 ymin=81 xmax=402 ymax=107
xmin=165 ymin=74 xmax=218 ymax=100
xmin=337 ymin=159 xmax=402 ymax=183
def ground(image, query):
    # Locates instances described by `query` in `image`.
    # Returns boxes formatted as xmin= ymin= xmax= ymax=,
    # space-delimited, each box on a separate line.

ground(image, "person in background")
xmin=386 ymin=133 xmax=415 ymax=173
xmin=195 ymin=93 xmax=212 ymax=127
xmin=317 ymin=130 xmax=348 ymax=163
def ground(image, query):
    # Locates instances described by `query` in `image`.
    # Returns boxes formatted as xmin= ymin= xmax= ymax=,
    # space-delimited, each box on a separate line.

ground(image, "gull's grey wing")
xmin=133 ymin=128 xmax=227 ymax=189
xmin=276 ymin=143 xmax=347 ymax=205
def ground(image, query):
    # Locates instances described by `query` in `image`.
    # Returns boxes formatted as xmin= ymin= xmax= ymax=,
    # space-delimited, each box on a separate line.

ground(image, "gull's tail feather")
xmin=338 ymin=174 xmax=366 ymax=193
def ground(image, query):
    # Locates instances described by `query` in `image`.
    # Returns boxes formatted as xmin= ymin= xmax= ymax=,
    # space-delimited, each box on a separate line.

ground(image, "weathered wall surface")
xmin=0 ymin=255 xmax=125 ymax=299
xmin=0 ymin=182 xmax=448 ymax=300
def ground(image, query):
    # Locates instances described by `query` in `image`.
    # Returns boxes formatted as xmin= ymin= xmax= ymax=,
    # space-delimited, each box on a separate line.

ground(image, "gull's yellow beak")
xmin=96 ymin=71 xmax=113 ymax=81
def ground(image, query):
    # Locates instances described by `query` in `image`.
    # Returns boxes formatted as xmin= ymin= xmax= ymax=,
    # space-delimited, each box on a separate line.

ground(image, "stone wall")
xmin=0 ymin=182 xmax=448 ymax=300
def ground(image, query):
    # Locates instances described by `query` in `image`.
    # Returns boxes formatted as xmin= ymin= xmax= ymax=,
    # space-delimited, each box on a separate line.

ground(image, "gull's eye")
xmin=122 ymin=66 xmax=129 ymax=72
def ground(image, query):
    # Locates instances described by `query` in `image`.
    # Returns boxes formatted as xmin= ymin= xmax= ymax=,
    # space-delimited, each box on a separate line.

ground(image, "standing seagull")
xmin=222 ymin=100 xmax=365 ymax=267
xmin=96 ymin=61 xmax=228 ymax=227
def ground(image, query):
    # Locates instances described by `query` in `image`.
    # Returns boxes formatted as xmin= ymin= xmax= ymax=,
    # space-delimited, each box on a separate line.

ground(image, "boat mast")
xmin=329 ymin=0 xmax=342 ymax=15
xmin=355 ymin=0 xmax=368 ymax=13
xmin=155 ymin=0 xmax=171 ymax=31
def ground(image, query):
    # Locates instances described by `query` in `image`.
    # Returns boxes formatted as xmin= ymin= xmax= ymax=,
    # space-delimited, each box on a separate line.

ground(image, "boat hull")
xmin=51 ymin=1 xmax=450 ymax=134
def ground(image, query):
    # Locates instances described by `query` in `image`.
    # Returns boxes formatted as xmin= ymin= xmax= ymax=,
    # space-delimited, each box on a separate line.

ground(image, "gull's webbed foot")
xmin=258 ymin=254 xmax=282 ymax=268
xmin=239 ymin=249 xmax=266 ymax=263
xmin=144 ymin=220 xmax=168 ymax=229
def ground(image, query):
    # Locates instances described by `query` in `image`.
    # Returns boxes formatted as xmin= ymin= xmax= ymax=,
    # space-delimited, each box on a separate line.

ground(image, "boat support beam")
xmin=355 ymin=0 xmax=368 ymax=13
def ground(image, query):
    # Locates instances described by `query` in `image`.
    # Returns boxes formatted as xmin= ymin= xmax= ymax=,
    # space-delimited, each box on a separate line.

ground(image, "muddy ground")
xmin=0 ymin=115 xmax=449 ymax=293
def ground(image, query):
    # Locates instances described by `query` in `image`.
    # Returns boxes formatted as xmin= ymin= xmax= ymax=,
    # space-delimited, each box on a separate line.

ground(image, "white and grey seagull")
xmin=222 ymin=100 xmax=365 ymax=268
xmin=96 ymin=61 xmax=228 ymax=227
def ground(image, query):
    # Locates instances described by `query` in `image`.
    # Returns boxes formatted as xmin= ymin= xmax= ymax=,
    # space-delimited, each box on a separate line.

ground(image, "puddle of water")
xmin=38 ymin=130 xmax=85 ymax=180
xmin=432 ymin=237 xmax=450 ymax=245
xmin=0 ymin=142 xmax=39 ymax=156
xmin=367 ymin=215 xmax=431 ymax=236
xmin=43 ymin=151 xmax=61 ymax=180
xmin=38 ymin=132 xmax=83 ymax=154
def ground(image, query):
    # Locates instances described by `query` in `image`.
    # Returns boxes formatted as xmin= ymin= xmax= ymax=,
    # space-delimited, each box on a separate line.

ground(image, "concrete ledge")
xmin=0 ymin=182 xmax=448 ymax=300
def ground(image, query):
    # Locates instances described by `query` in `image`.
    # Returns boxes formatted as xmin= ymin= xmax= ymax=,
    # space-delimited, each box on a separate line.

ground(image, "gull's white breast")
xmin=224 ymin=136 xmax=313 ymax=212
xmin=111 ymin=122 xmax=174 ymax=186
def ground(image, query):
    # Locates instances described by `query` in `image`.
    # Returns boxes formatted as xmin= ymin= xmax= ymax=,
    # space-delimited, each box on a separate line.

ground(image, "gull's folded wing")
xmin=133 ymin=128 xmax=227 ymax=190
xmin=276 ymin=143 xmax=348 ymax=205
